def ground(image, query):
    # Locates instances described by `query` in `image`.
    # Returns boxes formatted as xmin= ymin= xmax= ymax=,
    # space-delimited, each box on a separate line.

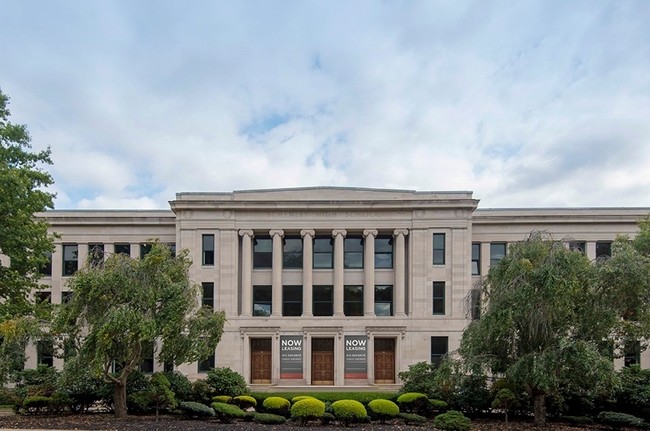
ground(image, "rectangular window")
xmin=433 ymin=233 xmax=445 ymax=265
xmin=313 ymin=285 xmax=333 ymax=316
xmin=140 ymin=243 xmax=152 ymax=258
xmin=253 ymin=237 xmax=272 ymax=269
xmin=198 ymin=352 xmax=215 ymax=373
xmin=344 ymin=237 xmax=364 ymax=269
xmin=114 ymin=243 xmax=131 ymax=256
xmin=430 ymin=336 xmax=448 ymax=367
xmin=62 ymin=244 xmax=78 ymax=276
xmin=39 ymin=252 xmax=52 ymax=276
xmin=168 ymin=243 xmax=176 ymax=256
xmin=37 ymin=340 xmax=54 ymax=367
xmin=432 ymin=282 xmax=445 ymax=315
xmin=202 ymin=235 xmax=215 ymax=266
xmin=253 ymin=285 xmax=272 ymax=316
xmin=569 ymin=241 xmax=586 ymax=254
xmin=344 ymin=285 xmax=364 ymax=316
xmin=140 ymin=341 xmax=154 ymax=373
xmin=490 ymin=243 xmax=507 ymax=267
xmin=624 ymin=340 xmax=641 ymax=367
xmin=471 ymin=243 xmax=480 ymax=275
xmin=283 ymin=237 xmax=303 ymax=269
xmin=88 ymin=244 xmax=104 ymax=267
xmin=375 ymin=285 xmax=393 ymax=316
xmin=61 ymin=291 xmax=73 ymax=304
xmin=596 ymin=241 xmax=612 ymax=258
xmin=282 ymin=285 xmax=303 ymax=316
xmin=36 ymin=291 xmax=51 ymax=304
xmin=202 ymin=282 xmax=214 ymax=310
xmin=375 ymin=236 xmax=393 ymax=269
xmin=313 ymin=237 xmax=333 ymax=269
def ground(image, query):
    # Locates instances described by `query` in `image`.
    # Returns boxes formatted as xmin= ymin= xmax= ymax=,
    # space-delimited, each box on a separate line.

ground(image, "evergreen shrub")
xmin=206 ymin=367 xmax=248 ymax=397
xmin=253 ymin=412 xmax=287 ymax=424
xmin=397 ymin=392 xmax=428 ymax=413
xmin=433 ymin=410 xmax=472 ymax=431
xmin=290 ymin=397 xmax=325 ymax=424
xmin=399 ymin=412 xmax=427 ymax=425
xmin=331 ymin=399 xmax=368 ymax=425
xmin=367 ymin=399 xmax=400 ymax=423
xmin=211 ymin=402 xmax=246 ymax=423
xmin=212 ymin=395 xmax=232 ymax=404
xmin=597 ymin=411 xmax=644 ymax=430
xmin=163 ymin=371 xmax=193 ymax=402
xmin=262 ymin=396 xmax=291 ymax=416
xmin=178 ymin=401 xmax=215 ymax=418
xmin=232 ymin=394 xmax=257 ymax=409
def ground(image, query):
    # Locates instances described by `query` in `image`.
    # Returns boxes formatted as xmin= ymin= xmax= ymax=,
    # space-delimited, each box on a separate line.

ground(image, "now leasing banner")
xmin=344 ymin=335 xmax=368 ymax=379
xmin=280 ymin=335 xmax=303 ymax=379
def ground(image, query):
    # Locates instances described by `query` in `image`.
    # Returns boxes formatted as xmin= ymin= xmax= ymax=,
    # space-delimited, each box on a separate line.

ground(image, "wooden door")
xmin=311 ymin=338 xmax=334 ymax=385
xmin=374 ymin=338 xmax=395 ymax=384
xmin=251 ymin=338 xmax=272 ymax=384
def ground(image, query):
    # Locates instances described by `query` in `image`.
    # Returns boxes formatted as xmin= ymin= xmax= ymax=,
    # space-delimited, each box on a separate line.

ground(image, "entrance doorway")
xmin=311 ymin=338 xmax=334 ymax=385
xmin=374 ymin=338 xmax=395 ymax=384
xmin=251 ymin=338 xmax=272 ymax=384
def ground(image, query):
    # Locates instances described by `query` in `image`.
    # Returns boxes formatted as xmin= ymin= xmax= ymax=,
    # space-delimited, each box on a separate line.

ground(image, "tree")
xmin=460 ymin=232 xmax=618 ymax=426
xmin=52 ymin=241 xmax=226 ymax=418
xmin=0 ymin=88 xmax=55 ymax=383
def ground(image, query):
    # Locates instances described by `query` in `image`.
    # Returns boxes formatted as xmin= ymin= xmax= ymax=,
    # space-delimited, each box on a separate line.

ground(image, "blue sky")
xmin=1 ymin=0 xmax=649 ymax=209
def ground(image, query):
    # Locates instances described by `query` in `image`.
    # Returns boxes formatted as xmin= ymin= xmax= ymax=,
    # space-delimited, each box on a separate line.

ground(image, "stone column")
xmin=270 ymin=229 xmax=285 ymax=317
xmin=394 ymin=229 xmax=409 ymax=317
xmin=239 ymin=230 xmax=254 ymax=316
xmin=332 ymin=229 xmax=347 ymax=316
xmin=363 ymin=229 xmax=378 ymax=316
xmin=301 ymin=229 xmax=315 ymax=317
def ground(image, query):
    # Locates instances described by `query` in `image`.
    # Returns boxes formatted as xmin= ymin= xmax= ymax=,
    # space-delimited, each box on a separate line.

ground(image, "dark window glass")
xmin=253 ymin=285 xmax=272 ymax=316
xmin=253 ymin=237 xmax=272 ymax=269
xmin=344 ymin=237 xmax=364 ymax=269
xmin=39 ymin=252 xmax=52 ymax=276
xmin=164 ymin=361 xmax=174 ymax=372
xmin=313 ymin=285 xmax=333 ymax=316
xmin=375 ymin=285 xmax=393 ymax=316
xmin=569 ymin=241 xmax=586 ymax=254
xmin=140 ymin=341 xmax=154 ymax=373
xmin=470 ymin=288 xmax=481 ymax=320
xmin=202 ymin=235 xmax=215 ymax=266
xmin=61 ymin=291 xmax=73 ymax=304
xmin=282 ymin=285 xmax=303 ymax=316
xmin=433 ymin=282 xmax=445 ymax=315
xmin=36 ymin=291 xmax=51 ymax=304
xmin=471 ymin=243 xmax=480 ymax=275
xmin=198 ymin=352 xmax=215 ymax=373
xmin=283 ymin=238 xmax=303 ymax=269
xmin=375 ymin=237 xmax=393 ymax=269
xmin=624 ymin=340 xmax=641 ymax=367
xmin=168 ymin=243 xmax=176 ymax=256
xmin=202 ymin=282 xmax=214 ymax=310
xmin=344 ymin=285 xmax=363 ymax=316
xmin=433 ymin=233 xmax=445 ymax=265
xmin=140 ymin=244 xmax=152 ymax=258
xmin=431 ymin=336 xmax=448 ymax=367
xmin=37 ymin=340 xmax=54 ymax=367
xmin=596 ymin=241 xmax=612 ymax=258
xmin=490 ymin=243 xmax=507 ymax=267
xmin=313 ymin=237 xmax=333 ymax=269
xmin=88 ymin=244 xmax=104 ymax=267
xmin=114 ymin=244 xmax=131 ymax=256
xmin=62 ymin=244 xmax=78 ymax=276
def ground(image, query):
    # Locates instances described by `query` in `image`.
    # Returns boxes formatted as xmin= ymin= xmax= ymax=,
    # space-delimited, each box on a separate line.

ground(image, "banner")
xmin=280 ymin=335 xmax=303 ymax=379
xmin=344 ymin=335 xmax=368 ymax=379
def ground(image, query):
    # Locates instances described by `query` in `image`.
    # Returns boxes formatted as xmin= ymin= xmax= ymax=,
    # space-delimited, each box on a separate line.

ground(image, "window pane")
xmin=433 ymin=233 xmax=445 ymax=265
xmin=433 ymin=282 xmax=445 ymax=315
xmin=490 ymin=243 xmax=506 ymax=266
xmin=313 ymin=285 xmax=333 ymax=316
xmin=375 ymin=237 xmax=392 ymax=252
xmin=202 ymin=282 xmax=214 ymax=309
xmin=140 ymin=244 xmax=152 ymax=258
xmin=344 ymin=285 xmax=363 ymax=316
xmin=375 ymin=238 xmax=393 ymax=269
xmin=202 ymin=235 xmax=215 ymax=266
xmin=471 ymin=243 xmax=480 ymax=275
xmin=283 ymin=238 xmax=303 ymax=269
xmin=345 ymin=237 xmax=363 ymax=252
xmin=313 ymin=238 xmax=333 ymax=252
xmin=88 ymin=244 xmax=104 ymax=267
xmin=63 ymin=245 xmax=78 ymax=276
xmin=375 ymin=302 xmax=392 ymax=316
xmin=344 ymin=252 xmax=363 ymax=269
xmin=254 ymin=238 xmax=272 ymax=268
xmin=596 ymin=241 xmax=612 ymax=258
xmin=431 ymin=336 xmax=448 ymax=367
xmin=115 ymin=244 xmax=130 ymax=255
xmin=253 ymin=285 xmax=272 ymax=316
xmin=313 ymin=253 xmax=333 ymax=268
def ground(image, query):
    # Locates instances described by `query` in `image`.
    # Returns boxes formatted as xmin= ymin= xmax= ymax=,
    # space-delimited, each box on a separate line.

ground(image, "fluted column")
xmin=363 ymin=229 xmax=378 ymax=316
xmin=239 ymin=230 xmax=254 ymax=316
xmin=270 ymin=229 xmax=284 ymax=316
xmin=332 ymin=229 xmax=347 ymax=316
xmin=394 ymin=229 xmax=409 ymax=317
xmin=301 ymin=229 xmax=315 ymax=317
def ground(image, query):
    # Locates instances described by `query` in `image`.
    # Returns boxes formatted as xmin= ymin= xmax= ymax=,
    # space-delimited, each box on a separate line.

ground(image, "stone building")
xmin=26 ymin=187 xmax=650 ymax=389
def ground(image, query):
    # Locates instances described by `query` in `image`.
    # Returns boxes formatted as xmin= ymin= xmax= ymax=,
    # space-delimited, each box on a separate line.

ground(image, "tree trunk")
xmin=533 ymin=393 xmax=546 ymax=427
xmin=113 ymin=381 xmax=128 ymax=418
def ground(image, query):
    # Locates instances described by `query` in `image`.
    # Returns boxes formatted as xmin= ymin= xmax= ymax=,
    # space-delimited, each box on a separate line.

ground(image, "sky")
xmin=1 ymin=1 xmax=649 ymax=210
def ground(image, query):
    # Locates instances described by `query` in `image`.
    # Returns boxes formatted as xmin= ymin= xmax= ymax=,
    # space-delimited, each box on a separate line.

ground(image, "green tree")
xmin=52 ymin=242 xmax=226 ymax=418
xmin=460 ymin=232 xmax=618 ymax=426
xmin=0 ymin=89 xmax=55 ymax=383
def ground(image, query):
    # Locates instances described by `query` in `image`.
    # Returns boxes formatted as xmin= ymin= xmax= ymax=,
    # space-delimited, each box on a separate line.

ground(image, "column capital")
xmin=332 ymin=229 xmax=347 ymax=238
xmin=363 ymin=229 xmax=378 ymax=238
xmin=300 ymin=229 xmax=315 ymax=238
xmin=239 ymin=229 xmax=254 ymax=238
xmin=393 ymin=228 xmax=409 ymax=237
xmin=269 ymin=229 xmax=285 ymax=238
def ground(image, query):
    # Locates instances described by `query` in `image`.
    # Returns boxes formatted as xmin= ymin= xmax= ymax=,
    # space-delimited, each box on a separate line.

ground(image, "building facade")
xmin=26 ymin=187 xmax=650 ymax=389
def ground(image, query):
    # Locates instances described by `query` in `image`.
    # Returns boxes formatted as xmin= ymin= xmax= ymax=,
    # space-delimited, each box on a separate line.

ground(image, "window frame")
xmin=114 ymin=243 xmax=131 ymax=256
xmin=313 ymin=237 xmax=333 ymax=269
xmin=374 ymin=284 xmax=393 ymax=316
xmin=313 ymin=285 xmax=333 ymax=316
xmin=62 ymin=244 xmax=78 ymax=277
xmin=344 ymin=236 xmax=364 ymax=269
xmin=253 ymin=285 xmax=272 ymax=316
xmin=432 ymin=282 xmax=445 ymax=315
xmin=374 ymin=236 xmax=393 ymax=269
xmin=283 ymin=237 xmax=303 ymax=269
xmin=433 ymin=233 xmax=445 ymax=265
xmin=471 ymin=243 xmax=480 ymax=275
xmin=344 ymin=285 xmax=364 ymax=316
xmin=282 ymin=285 xmax=303 ymax=316
xmin=430 ymin=336 xmax=448 ymax=368
xmin=596 ymin=241 xmax=612 ymax=259
xmin=490 ymin=242 xmax=507 ymax=267
xmin=253 ymin=237 xmax=273 ymax=269
xmin=202 ymin=234 xmax=215 ymax=266
xmin=202 ymin=282 xmax=215 ymax=310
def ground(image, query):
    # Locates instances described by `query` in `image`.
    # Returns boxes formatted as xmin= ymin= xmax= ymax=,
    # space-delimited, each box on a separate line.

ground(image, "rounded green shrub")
xmin=597 ymin=411 xmax=644 ymax=429
xmin=212 ymin=395 xmax=232 ymax=404
xmin=397 ymin=392 xmax=428 ymax=414
xmin=21 ymin=396 xmax=51 ymax=414
xmin=430 ymin=398 xmax=449 ymax=411
xmin=206 ymin=367 xmax=248 ymax=397
xmin=178 ymin=401 xmax=215 ymax=418
xmin=211 ymin=402 xmax=246 ymax=423
xmin=292 ymin=395 xmax=316 ymax=403
xmin=254 ymin=412 xmax=287 ymax=424
xmin=331 ymin=399 xmax=368 ymax=425
xmin=368 ymin=399 xmax=400 ymax=423
xmin=290 ymin=397 xmax=326 ymax=424
xmin=190 ymin=379 xmax=214 ymax=405
xmin=434 ymin=410 xmax=472 ymax=431
xmin=321 ymin=412 xmax=335 ymax=425
xmin=232 ymin=394 xmax=257 ymax=409
xmin=399 ymin=412 xmax=427 ymax=424
xmin=163 ymin=371 xmax=193 ymax=402
xmin=263 ymin=396 xmax=291 ymax=416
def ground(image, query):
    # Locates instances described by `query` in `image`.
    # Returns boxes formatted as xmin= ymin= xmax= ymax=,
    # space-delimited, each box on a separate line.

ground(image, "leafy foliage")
xmin=253 ymin=412 xmax=287 ymax=424
xmin=206 ymin=367 xmax=248 ymax=397
xmin=597 ymin=411 xmax=644 ymax=430
xmin=399 ymin=412 xmax=427 ymax=424
xmin=211 ymin=401 xmax=246 ymax=423
xmin=433 ymin=410 xmax=472 ymax=431
xmin=396 ymin=392 xmax=428 ymax=414
xmin=290 ymin=397 xmax=325 ymax=424
xmin=162 ymin=371 xmax=192 ymax=402
xmin=367 ymin=399 xmax=399 ymax=423
xmin=492 ymin=388 xmax=516 ymax=423
xmin=262 ymin=396 xmax=290 ymax=416
xmin=178 ymin=401 xmax=215 ymax=418
xmin=232 ymin=394 xmax=256 ymax=409
xmin=331 ymin=399 xmax=368 ymax=425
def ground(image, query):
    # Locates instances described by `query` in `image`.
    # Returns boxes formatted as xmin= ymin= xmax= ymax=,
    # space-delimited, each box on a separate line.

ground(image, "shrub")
xmin=292 ymin=395 xmax=316 ymax=403
xmin=56 ymin=369 xmax=104 ymax=413
xmin=163 ymin=371 xmax=193 ymax=402
xmin=290 ymin=397 xmax=326 ymax=424
xmin=206 ymin=367 xmax=248 ymax=397
xmin=263 ymin=396 xmax=291 ymax=416
xmin=48 ymin=392 xmax=71 ymax=414
xmin=331 ymin=399 xmax=368 ymax=426
xmin=212 ymin=395 xmax=232 ymax=404
xmin=367 ymin=399 xmax=400 ymax=423
xmin=191 ymin=379 xmax=213 ymax=405
xmin=430 ymin=398 xmax=448 ymax=412
xmin=434 ymin=410 xmax=472 ymax=431
xmin=492 ymin=388 xmax=516 ymax=423
xmin=232 ymin=394 xmax=257 ymax=409
xmin=0 ymin=387 xmax=19 ymax=407
xmin=399 ymin=412 xmax=427 ymax=425
xmin=211 ymin=401 xmax=246 ymax=423
xmin=611 ymin=365 xmax=650 ymax=421
xmin=321 ymin=412 xmax=335 ymax=425
xmin=398 ymin=361 xmax=437 ymax=395
xmin=396 ymin=392 xmax=428 ymax=414
xmin=597 ymin=411 xmax=644 ymax=430
xmin=562 ymin=415 xmax=594 ymax=426
xmin=21 ymin=396 xmax=51 ymax=414
xmin=254 ymin=412 xmax=287 ymax=424
xmin=178 ymin=401 xmax=215 ymax=418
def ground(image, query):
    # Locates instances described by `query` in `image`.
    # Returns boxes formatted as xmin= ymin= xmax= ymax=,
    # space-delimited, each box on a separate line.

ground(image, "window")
xmin=39 ymin=252 xmax=52 ymax=276
xmin=282 ymin=285 xmax=303 ymax=316
xmin=140 ymin=243 xmax=152 ymax=258
xmin=283 ymin=237 xmax=302 ymax=269
xmin=198 ymin=352 xmax=215 ymax=373
xmin=344 ymin=285 xmax=363 ymax=316
xmin=114 ymin=243 xmax=131 ymax=256
xmin=253 ymin=237 xmax=272 ymax=268
xmin=62 ymin=244 xmax=78 ymax=276
xmin=140 ymin=341 xmax=154 ymax=373
xmin=375 ymin=237 xmax=393 ymax=268
xmin=36 ymin=291 xmax=51 ymax=304
xmin=470 ymin=288 xmax=481 ymax=320
xmin=168 ymin=243 xmax=176 ymax=256
xmin=88 ymin=244 xmax=104 ymax=267
xmin=471 ymin=243 xmax=480 ymax=275
xmin=375 ymin=285 xmax=393 ymax=316
xmin=624 ymin=340 xmax=641 ymax=367
xmin=430 ymin=336 xmax=448 ymax=367
xmin=313 ymin=285 xmax=333 ymax=316
xmin=490 ymin=243 xmax=507 ymax=267
xmin=253 ymin=285 xmax=272 ymax=316
xmin=202 ymin=282 xmax=214 ymax=310
xmin=432 ymin=282 xmax=445 ymax=315
xmin=202 ymin=235 xmax=214 ymax=266
xmin=569 ymin=241 xmax=586 ymax=254
xmin=61 ymin=291 xmax=73 ymax=304
xmin=313 ymin=237 xmax=333 ymax=269
xmin=37 ymin=340 xmax=54 ymax=367
xmin=433 ymin=233 xmax=445 ymax=265
xmin=344 ymin=237 xmax=363 ymax=269
xmin=596 ymin=241 xmax=612 ymax=258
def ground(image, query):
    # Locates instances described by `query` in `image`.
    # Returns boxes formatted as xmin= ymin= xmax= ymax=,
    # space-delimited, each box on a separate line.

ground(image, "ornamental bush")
xmin=211 ymin=402 xmax=247 ymax=423
xmin=163 ymin=371 xmax=193 ymax=402
xmin=190 ymin=380 xmax=214 ymax=405
xmin=206 ymin=367 xmax=248 ymax=397
xmin=232 ymin=394 xmax=257 ymax=409
xmin=597 ymin=411 xmax=644 ymax=430
xmin=212 ymin=395 xmax=232 ymax=404
xmin=331 ymin=399 xmax=368 ymax=426
xmin=433 ymin=410 xmax=472 ymax=431
xmin=430 ymin=398 xmax=448 ymax=412
xmin=263 ymin=396 xmax=291 ymax=416
xmin=21 ymin=396 xmax=51 ymax=414
xmin=399 ymin=412 xmax=427 ymax=425
xmin=367 ymin=399 xmax=400 ymax=423
xmin=290 ymin=397 xmax=326 ymax=424
xmin=178 ymin=401 xmax=215 ymax=418
xmin=253 ymin=412 xmax=287 ymax=424
xmin=292 ymin=395 xmax=316 ymax=403
xmin=396 ymin=392 xmax=428 ymax=414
